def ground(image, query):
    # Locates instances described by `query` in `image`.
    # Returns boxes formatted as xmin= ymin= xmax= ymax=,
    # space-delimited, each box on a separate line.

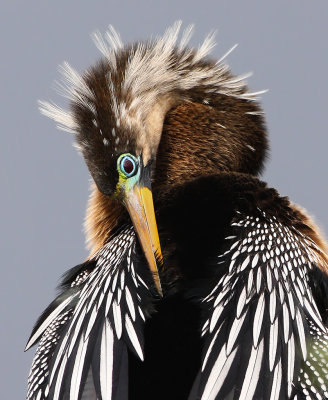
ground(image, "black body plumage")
xmin=26 ymin=23 xmax=328 ymax=400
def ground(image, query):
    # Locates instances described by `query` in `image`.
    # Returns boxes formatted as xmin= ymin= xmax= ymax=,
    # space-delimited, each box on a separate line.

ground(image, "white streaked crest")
xmin=57 ymin=62 xmax=95 ymax=102
xmin=105 ymin=25 xmax=124 ymax=50
xmin=194 ymin=30 xmax=217 ymax=63
xmin=178 ymin=24 xmax=194 ymax=50
xmin=38 ymin=101 xmax=78 ymax=134
xmin=39 ymin=22 xmax=263 ymax=136
xmin=92 ymin=25 xmax=123 ymax=70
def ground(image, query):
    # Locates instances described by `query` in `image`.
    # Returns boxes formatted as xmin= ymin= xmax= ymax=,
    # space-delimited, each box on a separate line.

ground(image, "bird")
xmin=25 ymin=22 xmax=328 ymax=400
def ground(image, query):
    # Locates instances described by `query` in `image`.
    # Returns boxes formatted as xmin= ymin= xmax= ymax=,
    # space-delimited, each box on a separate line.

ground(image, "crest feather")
xmin=39 ymin=22 xmax=261 ymax=135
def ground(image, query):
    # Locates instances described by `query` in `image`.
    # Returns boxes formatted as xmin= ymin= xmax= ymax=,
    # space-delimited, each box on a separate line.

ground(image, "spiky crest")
xmin=39 ymin=21 xmax=263 ymax=136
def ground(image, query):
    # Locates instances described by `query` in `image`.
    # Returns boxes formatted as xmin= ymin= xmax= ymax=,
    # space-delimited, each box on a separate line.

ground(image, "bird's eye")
xmin=118 ymin=154 xmax=138 ymax=178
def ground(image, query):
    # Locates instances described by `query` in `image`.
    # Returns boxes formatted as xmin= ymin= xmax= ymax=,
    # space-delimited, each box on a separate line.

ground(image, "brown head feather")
xmin=40 ymin=24 xmax=269 ymax=254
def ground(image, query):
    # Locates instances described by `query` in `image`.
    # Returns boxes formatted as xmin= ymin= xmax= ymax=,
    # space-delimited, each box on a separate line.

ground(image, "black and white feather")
xmin=26 ymin=21 xmax=328 ymax=400
xmin=26 ymin=226 xmax=152 ymax=400
xmin=191 ymin=211 xmax=328 ymax=400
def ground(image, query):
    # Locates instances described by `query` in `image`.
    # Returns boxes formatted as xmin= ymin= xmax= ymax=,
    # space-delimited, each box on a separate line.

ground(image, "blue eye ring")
xmin=118 ymin=153 xmax=138 ymax=178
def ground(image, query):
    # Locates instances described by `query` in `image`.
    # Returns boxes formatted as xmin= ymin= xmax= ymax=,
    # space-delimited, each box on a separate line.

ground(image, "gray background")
xmin=1 ymin=1 xmax=327 ymax=398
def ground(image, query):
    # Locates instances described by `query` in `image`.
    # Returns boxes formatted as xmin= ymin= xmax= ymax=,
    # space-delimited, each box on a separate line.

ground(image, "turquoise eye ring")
xmin=118 ymin=154 xmax=138 ymax=178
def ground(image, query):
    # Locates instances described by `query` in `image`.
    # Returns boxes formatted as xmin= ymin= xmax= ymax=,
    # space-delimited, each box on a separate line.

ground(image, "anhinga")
xmin=26 ymin=22 xmax=328 ymax=400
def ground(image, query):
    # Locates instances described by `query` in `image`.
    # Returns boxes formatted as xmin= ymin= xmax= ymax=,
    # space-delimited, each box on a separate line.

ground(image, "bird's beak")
xmin=123 ymin=166 xmax=163 ymax=296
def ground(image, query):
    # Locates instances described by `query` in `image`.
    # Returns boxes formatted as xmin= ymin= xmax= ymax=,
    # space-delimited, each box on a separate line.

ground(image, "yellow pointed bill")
xmin=124 ymin=185 xmax=163 ymax=296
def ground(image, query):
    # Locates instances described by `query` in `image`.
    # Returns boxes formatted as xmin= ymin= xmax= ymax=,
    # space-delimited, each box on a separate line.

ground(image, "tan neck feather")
xmin=85 ymin=184 xmax=123 ymax=258
xmin=291 ymin=203 xmax=328 ymax=273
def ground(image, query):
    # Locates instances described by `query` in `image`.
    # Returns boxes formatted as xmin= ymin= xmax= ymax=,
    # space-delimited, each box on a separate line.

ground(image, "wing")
xmin=26 ymin=226 xmax=153 ymax=400
xmin=190 ymin=211 xmax=328 ymax=400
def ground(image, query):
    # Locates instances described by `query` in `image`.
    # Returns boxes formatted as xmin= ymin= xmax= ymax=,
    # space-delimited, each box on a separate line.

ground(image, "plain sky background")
xmin=1 ymin=1 xmax=327 ymax=398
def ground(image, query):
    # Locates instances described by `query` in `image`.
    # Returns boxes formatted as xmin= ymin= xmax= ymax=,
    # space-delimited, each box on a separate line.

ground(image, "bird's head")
xmin=40 ymin=22 xmax=268 ymax=295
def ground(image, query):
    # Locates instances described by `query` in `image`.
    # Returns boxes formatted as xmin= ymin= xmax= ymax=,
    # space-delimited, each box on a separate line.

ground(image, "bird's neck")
xmin=155 ymin=172 xmax=328 ymax=282
xmin=84 ymin=183 xmax=126 ymax=257
xmin=85 ymin=173 xmax=328 ymax=277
